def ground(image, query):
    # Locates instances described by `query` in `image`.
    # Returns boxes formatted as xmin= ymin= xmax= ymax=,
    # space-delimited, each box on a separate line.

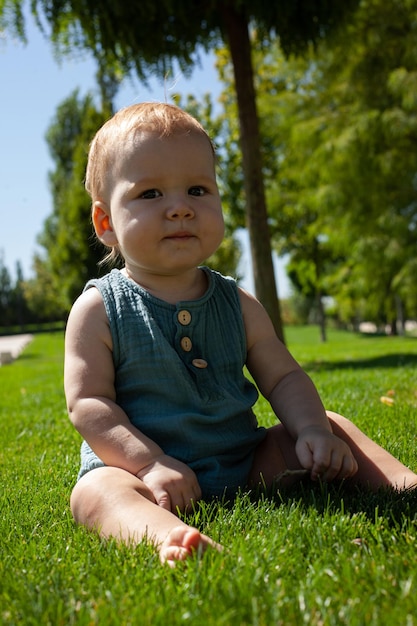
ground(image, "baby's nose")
xmin=167 ymin=199 xmax=195 ymax=219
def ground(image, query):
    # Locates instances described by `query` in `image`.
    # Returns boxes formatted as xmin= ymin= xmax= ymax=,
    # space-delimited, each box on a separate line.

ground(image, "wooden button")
xmin=180 ymin=336 xmax=192 ymax=352
xmin=192 ymin=358 xmax=208 ymax=369
xmin=177 ymin=310 xmax=192 ymax=325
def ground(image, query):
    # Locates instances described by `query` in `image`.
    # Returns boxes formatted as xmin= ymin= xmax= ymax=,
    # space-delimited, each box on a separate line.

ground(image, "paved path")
xmin=0 ymin=334 xmax=33 ymax=364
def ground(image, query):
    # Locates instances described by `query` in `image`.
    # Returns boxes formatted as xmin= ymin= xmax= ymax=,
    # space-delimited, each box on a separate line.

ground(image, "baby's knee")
xmin=70 ymin=467 xmax=126 ymax=526
xmin=70 ymin=469 xmax=106 ymax=527
xmin=70 ymin=466 xmax=155 ymax=527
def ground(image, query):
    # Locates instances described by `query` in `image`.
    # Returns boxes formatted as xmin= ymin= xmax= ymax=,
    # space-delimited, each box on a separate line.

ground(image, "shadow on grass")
xmin=200 ymin=482 xmax=417 ymax=531
xmin=304 ymin=353 xmax=417 ymax=371
xmin=273 ymin=480 xmax=417 ymax=526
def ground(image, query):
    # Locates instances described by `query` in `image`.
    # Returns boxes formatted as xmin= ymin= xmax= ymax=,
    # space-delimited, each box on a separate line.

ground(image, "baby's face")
xmin=104 ymin=131 xmax=225 ymax=281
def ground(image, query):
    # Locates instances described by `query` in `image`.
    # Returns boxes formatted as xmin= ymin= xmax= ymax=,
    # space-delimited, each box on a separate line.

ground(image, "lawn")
xmin=1 ymin=328 xmax=416 ymax=625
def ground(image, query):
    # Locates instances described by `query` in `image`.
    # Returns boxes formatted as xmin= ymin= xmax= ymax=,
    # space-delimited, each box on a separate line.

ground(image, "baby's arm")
xmin=64 ymin=288 xmax=201 ymax=512
xmin=240 ymin=288 xmax=358 ymax=481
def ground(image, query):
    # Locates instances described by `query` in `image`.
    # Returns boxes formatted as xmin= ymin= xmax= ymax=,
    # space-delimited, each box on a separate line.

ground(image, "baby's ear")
xmin=92 ymin=201 xmax=118 ymax=245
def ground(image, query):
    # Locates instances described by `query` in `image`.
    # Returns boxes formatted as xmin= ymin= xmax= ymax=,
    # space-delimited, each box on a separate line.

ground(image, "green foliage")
xmin=0 ymin=256 xmax=33 ymax=327
xmin=0 ymin=0 xmax=359 ymax=76
xmin=0 ymin=253 xmax=15 ymax=325
xmin=263 ymin=0 xmax=417 ymax=326
xmin=207 ymin=0 xmax=417 ymax=330
xmin=0 ymin=0 xmax=361 ymax=343
xmin=32 ymin=89 xmax=113 ymax=316
xmin=1 ymin=330 xmax=417 ymax=625
xmin=3 ymin=0 xmax=415 ymax=331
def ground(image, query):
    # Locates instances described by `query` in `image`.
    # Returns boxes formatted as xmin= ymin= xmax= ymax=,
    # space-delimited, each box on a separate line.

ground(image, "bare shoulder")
xmin=237 ymin=286 xmax=276 ymax=351
xmin=65 ymin=287 xmax=113 ymax=375
xmin=68 ymin=285 xmax=106 ymax=319
xmin=65 ymin=286 xmax=115 ymax=402
xmin=66 ymin=287 xmax=111 ymax=349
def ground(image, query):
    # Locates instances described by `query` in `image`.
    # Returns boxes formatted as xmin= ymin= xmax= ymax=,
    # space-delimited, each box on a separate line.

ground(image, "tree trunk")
xmin=395 ymin=294 xmax=405 ymax=336
xmin=221 ymin=7 xmax=285 ymax=343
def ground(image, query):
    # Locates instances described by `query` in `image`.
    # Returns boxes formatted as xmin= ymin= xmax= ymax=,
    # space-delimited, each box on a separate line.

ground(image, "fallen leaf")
xmin=380 ymin=396 xmax=395 ymax=406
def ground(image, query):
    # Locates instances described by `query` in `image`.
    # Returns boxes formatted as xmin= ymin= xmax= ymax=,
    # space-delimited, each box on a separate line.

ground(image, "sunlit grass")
xmin=1 ymin=329 xmax=416 ymax=625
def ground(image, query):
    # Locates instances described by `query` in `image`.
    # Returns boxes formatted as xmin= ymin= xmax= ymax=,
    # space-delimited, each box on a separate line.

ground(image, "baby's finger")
xmin=310 ymin=449 xmax=332 ymax=481
xmin=156 ymin=491 xmax=172 ymax=511
xmin=294 ymin=439 xmax=314 ymax=472
xmin=338 ymin=453 xmax=358 ymax=479
xmin=181 ymin=486 xmax=202 ymax=514
xmin=321 ymin=456 xmax=342 ymax=482
xmin=323 ymin=451 xmax=358 ymax=482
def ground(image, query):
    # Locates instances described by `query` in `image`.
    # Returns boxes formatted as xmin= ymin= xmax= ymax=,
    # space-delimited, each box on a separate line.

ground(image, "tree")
xmin=0 ymin=0 xmax=360 ymax=341
xmin=282 ymin=0 xmax=417 ymax=329
xmin=238 ymin=0 xmax=417 ymax=331
xmin=213 ymin=38 xmax=341 ymax=340
xmin=35 ymin=88 xmax=112 ymax=315
xmin=0 ymin=255 xmax=31 ymax=327
xmin=13 ymin=261 xmax=30 ymax=328
xmin=0 ymin=252 xmax=14 ymax=326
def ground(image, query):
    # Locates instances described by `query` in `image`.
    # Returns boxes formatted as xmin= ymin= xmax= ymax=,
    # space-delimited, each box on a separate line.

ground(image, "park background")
xmin=0 ymin=7 xmax=290 ymax=326
xmin=1 ymin=0 xmax=417 ymax=342
xmin=1 ymin=2 xmax=417 ymax=624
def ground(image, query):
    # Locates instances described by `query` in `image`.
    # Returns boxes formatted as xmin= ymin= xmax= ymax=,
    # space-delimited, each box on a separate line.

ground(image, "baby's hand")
xmin=295 ymin=426 xmax=358 ymax=482
xmin=136 ymin=454 xmax=202 ymax=514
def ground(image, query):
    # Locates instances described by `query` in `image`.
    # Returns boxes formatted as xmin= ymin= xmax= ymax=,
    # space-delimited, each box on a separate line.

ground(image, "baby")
xmin=64 ymin=102 xmax=417 ymax=566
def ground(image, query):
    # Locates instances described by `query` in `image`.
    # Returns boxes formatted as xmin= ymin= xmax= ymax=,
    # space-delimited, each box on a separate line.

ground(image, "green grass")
xmin=1 ymin=329 xmax=416 ymax=625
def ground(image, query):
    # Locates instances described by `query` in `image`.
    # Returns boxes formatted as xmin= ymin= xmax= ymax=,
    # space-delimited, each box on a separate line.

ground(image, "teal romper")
xmin=78 ymin=267 xmax=267 ymax=498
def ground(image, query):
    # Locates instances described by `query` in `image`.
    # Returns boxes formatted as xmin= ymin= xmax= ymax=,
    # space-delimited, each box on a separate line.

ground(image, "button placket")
xmin=175 ymin=307 xmax=208 ymax=369
xmin=176 ymin=308 xmax=193 ymax=353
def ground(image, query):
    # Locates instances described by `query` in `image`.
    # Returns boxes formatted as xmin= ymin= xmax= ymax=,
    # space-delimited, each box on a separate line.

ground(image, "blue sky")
xmin=0 ymin=11 xmax=289 ymax=297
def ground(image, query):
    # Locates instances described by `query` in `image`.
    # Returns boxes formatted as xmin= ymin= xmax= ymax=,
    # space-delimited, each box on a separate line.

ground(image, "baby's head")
xmin=85 ymin=102 xmax=215 ymax=205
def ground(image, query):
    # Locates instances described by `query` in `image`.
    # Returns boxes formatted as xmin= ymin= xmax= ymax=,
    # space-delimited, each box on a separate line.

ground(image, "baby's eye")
xmin=140 ymin=189 xmax=161 ymax=199
xmin=188 ymin=186 xmax=206 ymax=197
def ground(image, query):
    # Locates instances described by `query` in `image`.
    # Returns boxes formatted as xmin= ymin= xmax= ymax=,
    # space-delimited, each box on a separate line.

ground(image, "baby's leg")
xmin=249 ymin=414 xmax=417 ymax=491
xmin=70 ymin=466 xmax=221 ymax=566
xmin=248 ymin=423 xmax=306 ymax=489
xmin=327 ymin=411 xmax=417 ymax=490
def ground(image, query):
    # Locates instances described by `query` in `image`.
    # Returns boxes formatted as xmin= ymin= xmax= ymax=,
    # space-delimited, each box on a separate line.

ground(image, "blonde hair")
xmin=86 ymin=102 xmax=215 ymax=266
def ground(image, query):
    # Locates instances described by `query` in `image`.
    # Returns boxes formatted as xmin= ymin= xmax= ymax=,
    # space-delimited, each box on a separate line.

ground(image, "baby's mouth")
xmin=165 ymin=231 xmax=195 ymax=240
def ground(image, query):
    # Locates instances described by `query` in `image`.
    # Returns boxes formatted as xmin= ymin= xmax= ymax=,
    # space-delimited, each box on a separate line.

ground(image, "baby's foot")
xmin=159 ymin=525 xmax=222 ymax=567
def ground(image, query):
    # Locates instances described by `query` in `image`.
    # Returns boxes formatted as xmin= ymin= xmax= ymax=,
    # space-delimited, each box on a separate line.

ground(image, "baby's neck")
xmin=122 ymin=266 xmax=208 ymax=304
